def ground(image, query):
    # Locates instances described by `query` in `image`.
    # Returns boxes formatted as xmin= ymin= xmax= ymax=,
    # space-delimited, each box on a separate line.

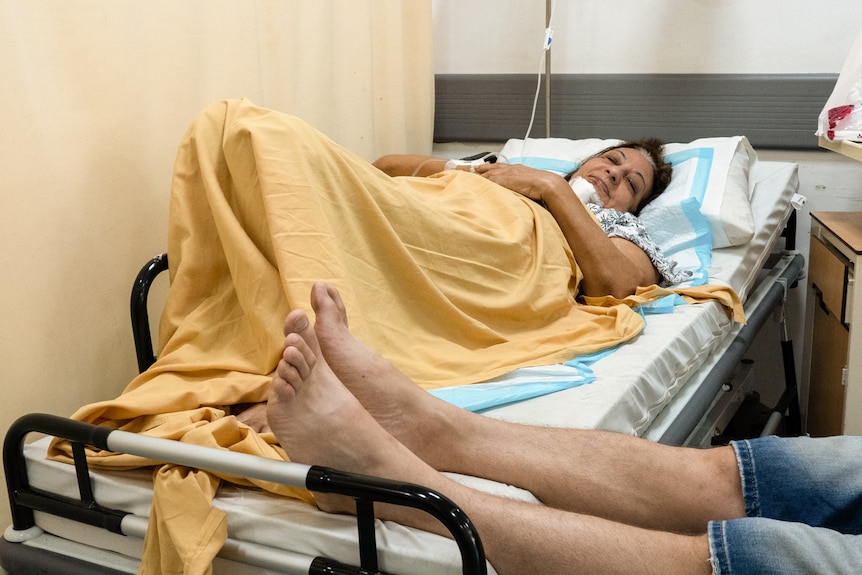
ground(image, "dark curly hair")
xmin=566 ymin=138 xmax=673 ymax=214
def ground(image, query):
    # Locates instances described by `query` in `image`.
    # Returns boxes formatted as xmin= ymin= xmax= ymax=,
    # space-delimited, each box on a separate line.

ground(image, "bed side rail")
xmin=3 ymin=413 xmax=487 ymax=575
xmin=659 ymin=252 xmax=805 ymax=445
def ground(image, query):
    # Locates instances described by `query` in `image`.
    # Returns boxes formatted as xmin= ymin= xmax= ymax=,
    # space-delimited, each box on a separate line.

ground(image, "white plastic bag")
xmin=822 ymin=99 xmax=862 ymax=141
xmin=818 ymin=27 xmax=862 ymax=141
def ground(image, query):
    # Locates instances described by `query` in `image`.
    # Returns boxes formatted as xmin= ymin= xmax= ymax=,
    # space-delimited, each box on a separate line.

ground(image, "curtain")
xmin=256 ymin=0 xmax=435 ymax=157
xmin=0 ymin=0 xmax=433 ymax=160
xmin=0 ymin=0 xmax=434 ymax=531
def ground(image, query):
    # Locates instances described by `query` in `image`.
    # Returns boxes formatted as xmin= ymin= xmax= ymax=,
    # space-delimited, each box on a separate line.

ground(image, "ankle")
xmin=412 ymin=401 xmax=470 ymax=470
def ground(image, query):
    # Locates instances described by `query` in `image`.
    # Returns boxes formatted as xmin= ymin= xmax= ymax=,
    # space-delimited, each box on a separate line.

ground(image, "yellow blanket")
xmin=49 ymin=99 xmax=742 ymax=574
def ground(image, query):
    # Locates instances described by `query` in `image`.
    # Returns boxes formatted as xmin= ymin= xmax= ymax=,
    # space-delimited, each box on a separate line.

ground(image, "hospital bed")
xmin=1 ymin=138 xmax=804 ymax=575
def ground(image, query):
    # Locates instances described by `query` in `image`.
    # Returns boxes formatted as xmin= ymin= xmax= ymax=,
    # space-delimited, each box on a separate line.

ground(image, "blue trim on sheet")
xmin=659 ymin=149 xmax=715 ymax=287
xmin=670 ymin=196 xmax=712 ymax=287
xmin=664 ymin=147 xmax=713 ymax=205
xmin=429 ymin=368 xmax=597 ymax=413
xmin=565 ymin=346 xmax=619 ymax=367
xmin=508 ymin=157 xmax=578 ymax=174
xmin=639 ymin=294 xmax=688 ymax=314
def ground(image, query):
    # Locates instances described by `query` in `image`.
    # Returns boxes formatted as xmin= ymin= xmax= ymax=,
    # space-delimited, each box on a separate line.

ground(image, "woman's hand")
xmin=234 ymin=402 xmax=271 ymax=433
xmin=373 ymin=154 xmax=446 ymax=177
xmin=473 ymin=163 xmax=566 ymax=203
xmin=476 ymin=162 xmax=659 ymax=297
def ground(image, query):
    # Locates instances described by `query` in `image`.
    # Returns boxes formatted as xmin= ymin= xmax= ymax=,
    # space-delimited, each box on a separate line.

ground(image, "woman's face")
xmin=576 ymin=147 xmax=655 ymax=213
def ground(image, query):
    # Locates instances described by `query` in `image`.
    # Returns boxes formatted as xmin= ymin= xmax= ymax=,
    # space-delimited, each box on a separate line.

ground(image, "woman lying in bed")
xmin=50 ymin=102 xmax=745 ymax=573
xmin=374 ymin=141 xmax=682 ymax=298
xmin=237 ymin=137 xmax=684 ymax=427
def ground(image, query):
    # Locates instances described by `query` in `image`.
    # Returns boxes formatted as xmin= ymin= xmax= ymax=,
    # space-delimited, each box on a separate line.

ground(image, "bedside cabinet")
xmin=807 ymin=211 xmax=862 ymax=435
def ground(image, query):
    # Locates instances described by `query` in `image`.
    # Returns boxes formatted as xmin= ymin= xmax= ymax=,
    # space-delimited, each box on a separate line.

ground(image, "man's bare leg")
xmin=307 ymin=282 xmax=745 ymax=533
xmin=266 ymin=309 xmax=713 ymax=575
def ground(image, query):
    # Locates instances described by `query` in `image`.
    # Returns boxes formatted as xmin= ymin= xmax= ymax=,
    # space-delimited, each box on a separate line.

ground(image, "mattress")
xmin=10 ymin=161 xmax=799 ymax=575
xmin=482 ymin=160 xmax=800 ymax=437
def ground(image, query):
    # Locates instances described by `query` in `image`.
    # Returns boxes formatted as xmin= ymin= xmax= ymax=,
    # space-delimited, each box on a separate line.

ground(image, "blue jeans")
xmin=709 ymin=435 xmax=862 ymax=574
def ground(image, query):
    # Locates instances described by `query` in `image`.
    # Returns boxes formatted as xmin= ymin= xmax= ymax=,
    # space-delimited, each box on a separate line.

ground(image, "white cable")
xmin=522 ymin=54 xmax=546 ymax=146
xmin=521 ymin=0 xmax=556 ymax=160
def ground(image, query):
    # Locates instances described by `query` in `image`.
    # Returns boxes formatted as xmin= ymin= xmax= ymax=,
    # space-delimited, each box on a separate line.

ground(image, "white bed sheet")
xmin=481 ymin=160 xmax=799 ymax=437
xmin=15 ymin=161 xmax=799 ymax=575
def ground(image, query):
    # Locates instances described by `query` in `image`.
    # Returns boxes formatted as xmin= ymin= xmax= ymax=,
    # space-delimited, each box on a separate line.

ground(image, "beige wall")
xmin=0 ymin=0 xmax=432 ymax=534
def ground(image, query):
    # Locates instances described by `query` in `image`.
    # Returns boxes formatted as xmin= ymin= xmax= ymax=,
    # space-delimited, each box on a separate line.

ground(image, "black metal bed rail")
xmin=3 ymin=413 xmax=487 ymax=575
xmin=658 ymin=251 xmax=805 ymax=445
xmin=130 ymin=252 xmax=169 ymax=373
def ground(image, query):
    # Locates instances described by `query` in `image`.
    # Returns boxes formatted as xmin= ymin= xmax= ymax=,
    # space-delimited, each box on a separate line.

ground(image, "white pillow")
xmin=660 ymin=137 xmax=757 ymax=248
xmin=499 ymin=135 xmax=757 ymax=249
xmin=500 ymin=137 xmax=618 ymax=176
xmin=637 ymin=195 xmax=712 ymax=287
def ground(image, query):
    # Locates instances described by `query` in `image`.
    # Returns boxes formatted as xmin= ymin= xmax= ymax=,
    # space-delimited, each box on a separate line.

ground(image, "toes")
xmin=324 ymin=283 xmax=349 ymax=325
xmin=283 ymin=309 xmax=310 ymax=337
xmin=310 ymin=282 xmax=328 ymax=315
xmin=311 ymin=282 xmax=336 ymax=313
xmin=268 ymin=373 xmax=296 ymax=405
xmin=311 ymin=282 xmax=349 ymax=327
xmin=269 ymin=341 xmax=313 ymax=407
xmin=278 ymin=335 xmax=316 ymax=380
xmin=283 ymin=307 xmax=323 ymax=356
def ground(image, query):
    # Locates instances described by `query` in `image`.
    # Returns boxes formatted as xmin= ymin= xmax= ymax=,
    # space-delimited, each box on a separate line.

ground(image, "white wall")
xmin=431 ymin=0 xmax=862 ymax=426
xmin=433 ymin=0 xmax=862 ymax=74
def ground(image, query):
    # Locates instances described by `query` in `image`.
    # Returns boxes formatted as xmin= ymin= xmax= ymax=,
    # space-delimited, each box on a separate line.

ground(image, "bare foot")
xmin=266 ymin=307 xmax=444 ymax=512
xmin=308 ymin=282 xmax=464 ymax=468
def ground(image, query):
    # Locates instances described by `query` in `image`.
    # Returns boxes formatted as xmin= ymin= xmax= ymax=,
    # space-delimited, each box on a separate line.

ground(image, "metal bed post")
xmin=760 ymin=278 xmax=802 ymax=437
xmin=130 ymin=253 xmax=169 ymax=373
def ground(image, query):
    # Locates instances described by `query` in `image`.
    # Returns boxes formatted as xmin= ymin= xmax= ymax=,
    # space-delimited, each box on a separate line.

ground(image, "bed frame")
xmin=2 ymin=410 xmax=486 ymax=575
xmin=2 ymin=252 xmax=488 ymax=575
xmin=2 ymin=218 xmax=805 ymax=574
xmin=658 ymin=248 xmax=804 ymax=446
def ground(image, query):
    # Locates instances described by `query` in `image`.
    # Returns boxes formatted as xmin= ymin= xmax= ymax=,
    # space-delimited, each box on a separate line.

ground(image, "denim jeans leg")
xmin=708 ymin=435 xmax=862 ymax=574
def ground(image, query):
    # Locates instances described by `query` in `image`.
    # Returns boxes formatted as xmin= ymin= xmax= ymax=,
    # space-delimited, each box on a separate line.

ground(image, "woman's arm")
xmin=373 ymin=154 xmax=448 ymax=177
xmin=474 ymin=163 xmax=659 ymax=298
xmin=374 ymin=153 xmax=497 ymax=178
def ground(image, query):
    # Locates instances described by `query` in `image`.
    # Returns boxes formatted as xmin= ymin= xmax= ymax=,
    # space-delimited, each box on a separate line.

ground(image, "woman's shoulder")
xmin=586 ymin=204 xmax=642 ymax=231
xmin=587 ymin=204 xmax=692 ymax=287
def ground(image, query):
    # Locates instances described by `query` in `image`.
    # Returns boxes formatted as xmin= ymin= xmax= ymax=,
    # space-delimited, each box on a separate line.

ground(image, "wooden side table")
xmin=807 ymin=211 xmax=862 ymax=435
